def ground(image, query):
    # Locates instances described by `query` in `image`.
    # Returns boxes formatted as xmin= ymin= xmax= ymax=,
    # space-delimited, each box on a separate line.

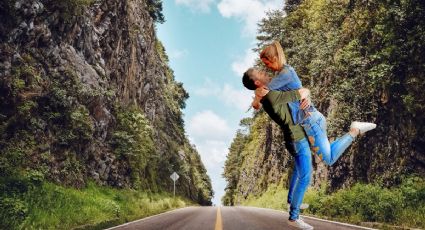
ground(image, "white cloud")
xmin=194 ymin=78 xmax=219 ymax=96
xmin=194 ymin=79 xmax=252 ymax=111
xmin=222 ymin=84 xmax=252 ymax=111
xmin=175 ymin=0 xmax=216 ymax=13
xmin=216 ymin=0 xmax=282 ymax=78
xmin=231 ymin=48 xmax=257 ymax=76
xmin=170 ymin=49 xmax=189 ymax=59
xmin=196 ymin=140 xmax=228 ymax=168
xmin=217 ymin=0 xmax=282 ymax=36
xmin=187 ymin=110 xmax=233 ymax=141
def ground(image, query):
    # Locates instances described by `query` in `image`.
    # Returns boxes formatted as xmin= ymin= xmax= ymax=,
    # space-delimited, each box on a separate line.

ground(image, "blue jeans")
xmin=287 ymin=112 xmax=355 ymax=219
xmin=301 ymin=111 xmax=354 ymax=166
xmin=287 ymin=138 xmax=312 ymax=220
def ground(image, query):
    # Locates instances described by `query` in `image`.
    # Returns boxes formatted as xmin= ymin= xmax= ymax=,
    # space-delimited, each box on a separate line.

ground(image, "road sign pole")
xmin=170 ymin=172 xmax=179 ymax=198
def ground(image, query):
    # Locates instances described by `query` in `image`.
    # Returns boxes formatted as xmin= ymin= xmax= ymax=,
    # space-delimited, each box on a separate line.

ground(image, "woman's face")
xmin=261 ymin=57 xmax=281 ymax=72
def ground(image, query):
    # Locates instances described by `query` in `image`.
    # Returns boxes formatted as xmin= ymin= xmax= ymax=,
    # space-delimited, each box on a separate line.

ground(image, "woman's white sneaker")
xmin=288 ymin=218 xmax=314 ymax=229
xmin=287 ymin=203 xmax=309 ymax=212
xmin=350 ymin=121 xmax=377 ymax=134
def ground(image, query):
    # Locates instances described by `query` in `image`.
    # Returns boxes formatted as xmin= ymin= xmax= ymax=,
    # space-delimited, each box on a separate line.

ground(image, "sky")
xmin=157 ymin=0 xmax=283 ymax=205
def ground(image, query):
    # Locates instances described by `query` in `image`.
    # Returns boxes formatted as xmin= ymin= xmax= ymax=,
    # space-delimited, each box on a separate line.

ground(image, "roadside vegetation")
xmin=242 ymin=176 xmax=425 ymax=229
xmin=0 ymin=179 xmax=193 ymax=230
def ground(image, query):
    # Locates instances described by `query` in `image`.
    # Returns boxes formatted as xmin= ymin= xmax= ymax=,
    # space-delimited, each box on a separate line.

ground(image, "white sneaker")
xmin=350 ymin=121 xmax=377 ymax=134
xmin=287 ymin=203 xmax=309 ymax=212
xmin=287 ymin=218 xmax=314 ymax=229
xmin=300 ymin=203 xmax=309 ymax=209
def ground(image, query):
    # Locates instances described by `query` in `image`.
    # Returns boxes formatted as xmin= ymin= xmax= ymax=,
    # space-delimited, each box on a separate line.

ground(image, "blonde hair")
xmin=260 ymin=41 xmax=287 ymax=70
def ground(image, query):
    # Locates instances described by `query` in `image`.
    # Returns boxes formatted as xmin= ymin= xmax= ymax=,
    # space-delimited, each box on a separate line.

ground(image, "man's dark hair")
xmin=242 ymin=68 xmax=257 ymax=90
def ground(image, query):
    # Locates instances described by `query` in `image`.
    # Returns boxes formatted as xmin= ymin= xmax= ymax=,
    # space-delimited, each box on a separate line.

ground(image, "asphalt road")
xmin=107 ymin=206 xmax=375 ymax=230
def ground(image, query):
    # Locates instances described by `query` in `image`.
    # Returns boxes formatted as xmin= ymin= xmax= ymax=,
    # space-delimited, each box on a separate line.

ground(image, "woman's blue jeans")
xmin=301 ymin=111 xmax=354 ymax=166
xmin=288 ymin=138 xmax=312 ymax=220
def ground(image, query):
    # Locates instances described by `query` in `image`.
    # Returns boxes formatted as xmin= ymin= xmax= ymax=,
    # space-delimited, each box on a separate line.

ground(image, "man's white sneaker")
xmin=288 ymin=218 xmax=314 ymax=229
xmin=350 ymin=121 xmax=377 ymax=134
xmin=300 ymin=203 xmax=309 ymax=209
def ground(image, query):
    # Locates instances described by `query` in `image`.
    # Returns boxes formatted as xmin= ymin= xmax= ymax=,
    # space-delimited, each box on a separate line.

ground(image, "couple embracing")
xmin=242 ymin=41 xmax=376 ymax=229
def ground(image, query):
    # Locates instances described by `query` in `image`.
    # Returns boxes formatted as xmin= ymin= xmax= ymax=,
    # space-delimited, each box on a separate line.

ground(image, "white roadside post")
xmin=170 ymin=172 xmax=179 ymax=197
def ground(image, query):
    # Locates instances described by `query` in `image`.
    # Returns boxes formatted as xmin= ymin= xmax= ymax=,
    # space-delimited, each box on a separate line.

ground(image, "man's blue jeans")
xmin=287 ymin=138 xmax=312 ymax=220
xmin=287 ymin=112 xmax=354 ymax=220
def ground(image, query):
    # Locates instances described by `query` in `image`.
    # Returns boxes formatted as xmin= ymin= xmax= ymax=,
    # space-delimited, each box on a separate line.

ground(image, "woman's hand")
xmin=300 ymin=98 xmax=311 ymax=110
xmin=298 ymin=88 xmax=310 ymax=99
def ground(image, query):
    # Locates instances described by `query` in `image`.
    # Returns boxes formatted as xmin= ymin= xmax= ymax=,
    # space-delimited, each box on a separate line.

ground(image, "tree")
xmin=147 ymin=0 xmax=165 ymax=23
xmin=284 ymin=0 xmax=303 ymax=13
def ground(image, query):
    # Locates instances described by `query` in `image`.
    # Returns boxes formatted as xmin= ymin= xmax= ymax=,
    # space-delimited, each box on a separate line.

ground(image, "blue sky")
xmin=157 ymin=0 xmax=283 ymax=205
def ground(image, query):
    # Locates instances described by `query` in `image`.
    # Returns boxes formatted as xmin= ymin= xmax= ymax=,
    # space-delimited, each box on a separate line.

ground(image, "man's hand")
xmin=255 ymin=86 xmax=269 ymax=97
xmin=252 ymin=95 xmax=263 ymax=110
xmin=252 ymin=101 xmax=262 ymax=110
xmin=298 ymin=88 xmax=310 ymax=99
xmin=300 ymin=98 xmax=311 ymax=110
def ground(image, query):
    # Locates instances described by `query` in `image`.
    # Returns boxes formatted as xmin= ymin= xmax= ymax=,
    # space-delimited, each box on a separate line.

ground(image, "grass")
xmin=240 ymin=177 xmax=425 ymax=229
xmin=243 ymin=184 xmax=289 ymax=210
xmin=1 ymin=181 xmax=194 ymax=230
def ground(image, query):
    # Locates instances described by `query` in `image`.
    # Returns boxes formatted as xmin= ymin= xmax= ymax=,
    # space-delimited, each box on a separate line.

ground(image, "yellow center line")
xmin=214 ymin=206 xmax=223 ymax=230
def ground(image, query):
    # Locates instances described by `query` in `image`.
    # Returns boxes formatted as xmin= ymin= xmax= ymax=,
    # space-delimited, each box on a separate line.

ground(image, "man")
xmin=243 ymin=67 xmax=314 ymax=229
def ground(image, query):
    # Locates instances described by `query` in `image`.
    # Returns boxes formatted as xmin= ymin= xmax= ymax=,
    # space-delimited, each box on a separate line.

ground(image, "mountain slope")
xmin=0 ymin=0 xmax=212 ymax=224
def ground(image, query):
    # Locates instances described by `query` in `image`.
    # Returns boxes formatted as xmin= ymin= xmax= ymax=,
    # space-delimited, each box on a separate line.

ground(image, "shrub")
xmin=242 ymin=176 xmax=425 ymax=228
xmin=69 ymin=105 xmax=94 ymax=142
xmin=0 ymin=197 xmax=27 ymax=229
xmin=111 ymin=105 xmax=156 ymax=189
xmin=307 ymin=178 xmax=425 ymax=227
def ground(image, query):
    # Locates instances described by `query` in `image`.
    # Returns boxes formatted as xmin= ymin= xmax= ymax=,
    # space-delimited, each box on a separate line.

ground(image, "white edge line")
xmin=105 ymin=206 xmax=196 ymax=230
xmin=245 ymin=206 xmax=377 ymax=230
xmin=300 ymin=214 xmax=376 ymax=230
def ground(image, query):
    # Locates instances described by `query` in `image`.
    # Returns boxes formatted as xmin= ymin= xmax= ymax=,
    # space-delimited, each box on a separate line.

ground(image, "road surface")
xmin=107 ymin=206 xmax=375 ymax=230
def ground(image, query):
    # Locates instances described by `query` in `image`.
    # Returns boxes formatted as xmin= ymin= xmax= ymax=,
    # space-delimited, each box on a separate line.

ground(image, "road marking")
xmin=245 ymin=206 xmax=376 ymax=230
xmin=214 ymin=206 xmax=223 ymax=230
xmin=105 ymin=206 xmax=195 ymax=230
xmin=300 ymin=215 xmax=376 ymax=230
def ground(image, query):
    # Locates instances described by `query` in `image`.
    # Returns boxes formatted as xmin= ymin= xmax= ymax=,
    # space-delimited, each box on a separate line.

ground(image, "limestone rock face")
xmin=235 ymin=121 xmax=291 ymax=200
xmin=0 ymin=0 xmax=212 ymax=204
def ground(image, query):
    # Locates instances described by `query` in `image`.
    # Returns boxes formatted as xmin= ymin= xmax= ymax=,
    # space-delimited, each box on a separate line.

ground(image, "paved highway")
xmin=107 ymin=206 xmax=375 ymax=230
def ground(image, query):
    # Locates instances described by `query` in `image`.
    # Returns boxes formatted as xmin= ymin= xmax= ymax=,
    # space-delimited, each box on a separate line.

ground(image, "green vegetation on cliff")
xmin=111 ymin=105 xmax=156 ymax=190
xmin=0 ymin=0 xmax=211 ymax=229
xmin=255 ymin=0 xmax=425 ymax=188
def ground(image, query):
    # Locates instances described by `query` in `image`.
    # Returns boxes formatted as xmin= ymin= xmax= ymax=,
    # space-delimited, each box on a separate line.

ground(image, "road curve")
xmin=106 ymin=206 xmax=375 ymax=230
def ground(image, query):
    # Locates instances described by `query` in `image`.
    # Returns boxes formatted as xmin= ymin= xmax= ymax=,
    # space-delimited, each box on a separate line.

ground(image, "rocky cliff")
xmin=0 ymin=0 xmax=212 ymax=205
xmin=223 ymin=0 xmax=424 ymax=204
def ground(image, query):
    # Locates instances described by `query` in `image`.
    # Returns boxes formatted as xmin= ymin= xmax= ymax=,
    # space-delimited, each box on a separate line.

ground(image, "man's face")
xmin=253 ymin=69 xmax=271 ymax=87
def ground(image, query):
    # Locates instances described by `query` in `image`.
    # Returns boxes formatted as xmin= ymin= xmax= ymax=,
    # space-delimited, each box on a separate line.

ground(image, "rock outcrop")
xmin=0 ymin=0 xmax=212 ymax=204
